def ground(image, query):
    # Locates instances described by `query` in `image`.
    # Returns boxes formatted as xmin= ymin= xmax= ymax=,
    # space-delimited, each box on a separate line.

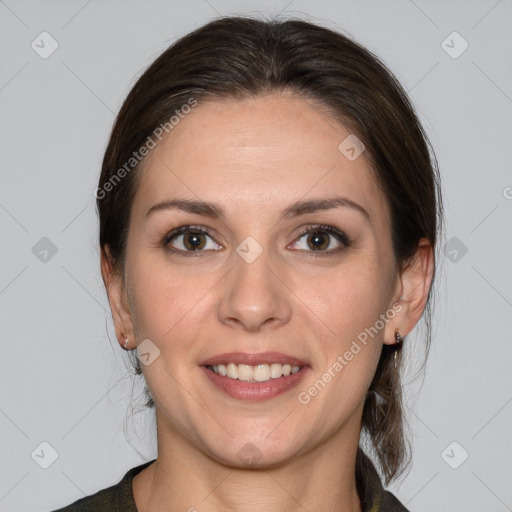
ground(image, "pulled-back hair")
xmin=98 ymin=15 xmax=443 ymax=485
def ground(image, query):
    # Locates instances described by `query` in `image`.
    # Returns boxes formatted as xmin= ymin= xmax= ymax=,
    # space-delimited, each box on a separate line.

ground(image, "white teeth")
xmin=270 ymin=363 xmax=282 ymax=378
xmin=209 ymin=363 xmax=303 ymax=382
xmin=253 ymin=364 xmax=270 ymax=382
xmin=238 ymin=364 xmax=253 ymax=382
xmin=227 ymin=363 xmax=238 ymax=379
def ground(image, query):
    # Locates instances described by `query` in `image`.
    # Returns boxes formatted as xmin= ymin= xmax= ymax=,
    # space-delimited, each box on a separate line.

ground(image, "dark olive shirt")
xmin=51 ymin=456 xmax=409 ymax=511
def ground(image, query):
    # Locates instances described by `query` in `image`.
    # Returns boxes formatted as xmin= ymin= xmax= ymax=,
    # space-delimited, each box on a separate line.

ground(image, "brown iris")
xmin=307 ymin=232 xmax=329 ymax=251
xmin=183 ymin=232 xmax=206 ymax=250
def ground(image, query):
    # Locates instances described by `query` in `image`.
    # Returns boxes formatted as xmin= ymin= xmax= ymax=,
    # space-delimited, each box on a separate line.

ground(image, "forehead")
xmin=134 ymin=93 xmax=390 ymax=227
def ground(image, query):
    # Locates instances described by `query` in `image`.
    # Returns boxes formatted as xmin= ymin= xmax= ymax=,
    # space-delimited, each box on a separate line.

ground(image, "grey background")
xmin=1 ymin=0 xmax=511 ymax=510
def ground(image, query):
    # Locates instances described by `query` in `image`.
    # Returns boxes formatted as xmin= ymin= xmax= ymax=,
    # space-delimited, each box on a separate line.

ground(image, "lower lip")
xmin=201 ymin=366 xmax=310 ymax=402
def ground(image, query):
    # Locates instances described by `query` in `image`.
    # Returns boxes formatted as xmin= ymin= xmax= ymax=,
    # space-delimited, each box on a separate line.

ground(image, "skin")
xmin=102 ymin=92 xmax=434 ymax=512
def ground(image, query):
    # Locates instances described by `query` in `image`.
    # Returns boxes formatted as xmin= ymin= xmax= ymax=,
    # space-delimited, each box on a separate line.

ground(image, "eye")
xmin=163 ymin=226 xmax=222 ymax=254
xmin=162 ymin=224 xmax=350 ymax=257
xmin=289 ymin=225 xmax=351 ymax=254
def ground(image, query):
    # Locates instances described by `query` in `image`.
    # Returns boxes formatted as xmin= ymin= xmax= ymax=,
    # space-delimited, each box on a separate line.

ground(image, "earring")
xmin=394 ymin=329 xmax=404 ymax=368
xmin=123 ymin=335 xmax=129 ymax=350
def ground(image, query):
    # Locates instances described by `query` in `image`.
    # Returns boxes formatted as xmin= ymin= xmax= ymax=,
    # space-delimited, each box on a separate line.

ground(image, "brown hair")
xmin=98 ymin=15 xmax=443 ymax=485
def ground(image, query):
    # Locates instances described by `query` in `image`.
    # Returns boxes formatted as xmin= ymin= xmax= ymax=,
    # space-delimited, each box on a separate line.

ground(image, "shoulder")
xmin=375 ymin=489 xmax=410 ymax=512
xmin=356 ymin=449 xmax=410 ymax=512
xmin=49 ymin=459 xmax=156 ymax=512
xmin=50 ymin=483 xmax=120 ymax=512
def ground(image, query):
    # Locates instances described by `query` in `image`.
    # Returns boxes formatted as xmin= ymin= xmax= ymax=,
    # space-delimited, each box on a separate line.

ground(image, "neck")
xmin=133 ymin=411 xmax=362 ymax=512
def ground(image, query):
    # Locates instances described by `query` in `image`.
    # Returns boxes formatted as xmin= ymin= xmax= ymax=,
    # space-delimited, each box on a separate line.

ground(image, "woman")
xmin=53 ymin=14 xmax=442 ymax=512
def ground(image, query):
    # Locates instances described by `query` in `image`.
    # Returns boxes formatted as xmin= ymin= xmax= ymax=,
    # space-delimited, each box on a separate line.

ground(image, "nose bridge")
xmin=217 ymin=240 xmax=291 ymax=331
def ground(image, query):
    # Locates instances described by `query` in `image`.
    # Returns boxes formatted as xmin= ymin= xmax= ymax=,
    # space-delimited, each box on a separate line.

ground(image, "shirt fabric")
xmin=51 ymin=454 xmax=409 ymax=512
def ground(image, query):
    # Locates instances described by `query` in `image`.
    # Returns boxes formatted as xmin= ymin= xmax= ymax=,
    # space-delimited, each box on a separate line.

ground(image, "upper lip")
xmin=199 ymin=352 xmax=309 ymax=367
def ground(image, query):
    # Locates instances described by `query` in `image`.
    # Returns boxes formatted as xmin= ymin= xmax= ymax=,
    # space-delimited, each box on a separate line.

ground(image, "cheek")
xmin=126 ymin=254 xmax=211 ymax=346
xmin=295 ymin=257 xmax=392 ymax=344
xmin=292 ymin=255 xmax=393 ymax=395
xmin=295 ymin=271 xmax=386 ymax=428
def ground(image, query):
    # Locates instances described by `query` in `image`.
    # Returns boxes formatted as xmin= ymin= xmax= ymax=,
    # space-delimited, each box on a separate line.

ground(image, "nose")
xmin=217 ymin=246 xmax=292 ymax=332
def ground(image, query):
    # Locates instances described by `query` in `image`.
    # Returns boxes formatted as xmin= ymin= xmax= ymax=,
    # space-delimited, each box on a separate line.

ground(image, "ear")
xmin=383 ymin=237 xmax=435 ymax=345
xmin=101 ymin=245 xmax=135 ymax=349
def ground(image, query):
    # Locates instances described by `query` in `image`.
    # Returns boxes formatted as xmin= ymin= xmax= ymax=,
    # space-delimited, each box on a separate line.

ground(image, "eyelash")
xmin=162 ymin=224 xmax=351 ymax=257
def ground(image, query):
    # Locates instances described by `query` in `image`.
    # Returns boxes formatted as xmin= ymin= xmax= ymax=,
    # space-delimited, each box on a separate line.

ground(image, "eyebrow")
xmin=145 ymin=195 xmax=370 ymax=223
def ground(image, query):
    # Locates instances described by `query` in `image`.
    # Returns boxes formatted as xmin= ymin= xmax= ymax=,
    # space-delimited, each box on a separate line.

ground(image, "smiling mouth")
xmin=205 ymin=363 xmax=303 ymax=383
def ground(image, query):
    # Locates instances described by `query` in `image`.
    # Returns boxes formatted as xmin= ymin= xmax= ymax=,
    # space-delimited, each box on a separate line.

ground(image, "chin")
xmin=202 ymin=430 xmax=307 ymax=470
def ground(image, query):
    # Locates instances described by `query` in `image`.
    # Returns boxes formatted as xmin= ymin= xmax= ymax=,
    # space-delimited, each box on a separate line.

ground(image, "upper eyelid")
xmin=164 ymin=224 xmax=349 ymax=249
xmin=293 ymin=225 xmax=350 ymax=249
xmin=162 ymin=225 xmax=217 ymax=244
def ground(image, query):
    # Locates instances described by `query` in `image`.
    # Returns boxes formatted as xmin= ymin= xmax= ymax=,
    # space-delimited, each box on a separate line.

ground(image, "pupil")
xmin=186 ymin=234 xmax=204 ymax=250
xmin=309 ymin=233 xmax=327 ymax=250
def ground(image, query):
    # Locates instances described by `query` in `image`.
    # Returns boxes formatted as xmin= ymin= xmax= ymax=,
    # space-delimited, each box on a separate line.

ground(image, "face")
xmin=110 ymin=92 xmax=406 ymax=468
